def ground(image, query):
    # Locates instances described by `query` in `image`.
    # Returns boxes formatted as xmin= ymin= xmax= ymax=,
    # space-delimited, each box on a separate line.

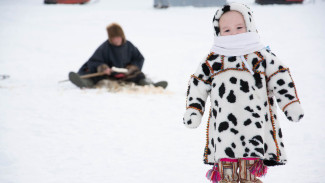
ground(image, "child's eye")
xmin=225 ymin=30 xmax=230 ymax=32
xmin=237 ymin=27 xmax=243 ymax=29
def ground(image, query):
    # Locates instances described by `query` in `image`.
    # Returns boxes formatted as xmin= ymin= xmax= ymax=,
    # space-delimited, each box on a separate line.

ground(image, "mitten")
xmin=283 ymin=102 xmax=304 ymax=122
xmin=97 ymin=64 xmax=109 ymax=73
xmin=126 ymin=65 xmax=140 ymax=76
xmin=183 ymin=108 xmax=203 ymax=129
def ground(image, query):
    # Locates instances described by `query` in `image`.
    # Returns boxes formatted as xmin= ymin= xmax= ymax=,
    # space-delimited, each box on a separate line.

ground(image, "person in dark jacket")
xmin=69 ymin=23 xmax=167 ymax=89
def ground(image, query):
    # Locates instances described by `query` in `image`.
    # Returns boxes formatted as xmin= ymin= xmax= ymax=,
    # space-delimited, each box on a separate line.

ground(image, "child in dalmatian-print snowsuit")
xmin=183 ymin=3 xmax=304 ymax=183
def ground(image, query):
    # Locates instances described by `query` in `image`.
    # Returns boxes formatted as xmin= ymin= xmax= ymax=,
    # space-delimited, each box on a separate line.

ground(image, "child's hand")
xmin=183 ymin=108 xmax=203 ymax=128
xmin=284 ymin=102 xmax=304 ymax=122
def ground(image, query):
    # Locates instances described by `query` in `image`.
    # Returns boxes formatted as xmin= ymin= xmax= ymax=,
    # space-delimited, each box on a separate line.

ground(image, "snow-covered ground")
xmin=0 ymin=0 xmax=325 ymax=182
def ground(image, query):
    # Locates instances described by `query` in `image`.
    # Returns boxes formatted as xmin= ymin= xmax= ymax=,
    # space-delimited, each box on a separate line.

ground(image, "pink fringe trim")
xmin=220 ymin=158 xmax=238 ymax=162
xmin=249 ymin=159 xmax=268 ymax=177
xmin=206 ymin=164 xmax=221 ymax=183
xmin=242 ymin=158 xmax=259 ymax=161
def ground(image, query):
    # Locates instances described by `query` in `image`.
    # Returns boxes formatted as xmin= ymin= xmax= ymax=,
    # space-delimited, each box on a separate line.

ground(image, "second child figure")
xmin=183 ymin=3 xmax=304 ymax=183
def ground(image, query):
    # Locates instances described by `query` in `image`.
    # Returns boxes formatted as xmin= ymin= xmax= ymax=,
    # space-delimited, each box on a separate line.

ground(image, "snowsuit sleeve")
xmin=183 ymin=58 xmax=212 ymax=128
xmin=129 ymin=43 xmax=144 ymax=70
xmin=265 ymin=51 xmax=304 ymax=122
xmin=78 ymin=42 xmax=110 ymax=75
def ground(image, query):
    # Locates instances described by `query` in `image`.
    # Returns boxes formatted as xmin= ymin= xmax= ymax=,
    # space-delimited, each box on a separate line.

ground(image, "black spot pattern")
xmin=212 ymin=62 xmax=222 ymax=71
xmin=225 ymin=147 xmax=235 ymax=158
xmin=252 ymin=113 xmax=260 ymax=118
xmin=252 ymin=58 xmax=259 ymax=66
xmin=244 ymin=119 xmax=252 ymax=126
xmin=253 ymin=73 xmax=263 ymax=89
xmin=288 ymin=82 xmax=294 ymax=88
xmin=193 ymin=78 xmax=198 ymax=86
xmin=249 ymin=140 xmax=259 ymax=146
xmin=214 ymin=100 xmax=219 ymax=107
xmin=212 ymin=109 xmax=217 ymax=118
xmin=190 ymin=113 xmax=197 ymax=116
xmin=277 ymin=79 xmax=285 ymax=86
xmin=264 ymin=144 xmax=268 ymax=152
xmin=218 ymin=122 xmax=229 ymax=132
xmin=278 ymin=89 xmax=288 ymax=94
xmin=197 ymin=98 xmax=205 ymax=107
xmin=252 ymin=135 xmax=263 ymax=144
xmin=279 ymin=128 xmax=283 ymax=138
xmin=262 ymin=60 xmax=266 ymax=68
xmin=240 ymin=136 xmax=245 ymax=141
xmin=240 ymin=79 xmax=249 ymax=93
xmin=255 ymin=148 xmax=264 ymax=155
xmin=202 ymin=63 xmax=210 ymax=76
xmin=189 ymin=97 xmax=193 ymax=101
xmin=249 ymin=94 xmax=254 ymax=100
xmin=227 ymin=113 xmax=237 ymax=126
xmin=211 ymin=138 xmax=215 ymax=147
xmin=222 ymin=5 xmax=231 ymax=12
xmin=231 ymin=143 xmax=236 ymax=148
xmin=230 ymin=128 xmax=239 ymax=134
xmin=230 ymin=77 xmax=237 ymax=84
xmin=269 ymin=98 xmax=274 ymax=106
xmin=228 ymin=56 xmax=237 ymax=62
xmin=245 ymin=106 xmax=254 ymax=112
xmin=207 ymin=148 xmax=211 ymax=155
xmin=285 ymin=94 xmax=295 ymax=100
xmin=270 ymin=130 xmax=275 ymax=140
xmin=264 ymin=101 xmax=268 ymax=107
xmin=218 ymin=137 xmax=221 ymax=142
xmin=189 ymin=103 xmax=202 ymax=110
xmin=219 ymin=83 xmax=225 ymax=98
xmin=214 ymin=26 xmax=220 ymax=35
xmin=255 ymin=122 xmax=262 ymax=128
xmin=208 ymin=54 xmax=219 ymax=61
xmin=226 ymin=90 xmax=236 ymax=103
xmin=299 ymin=114 xmax=304 ymax=120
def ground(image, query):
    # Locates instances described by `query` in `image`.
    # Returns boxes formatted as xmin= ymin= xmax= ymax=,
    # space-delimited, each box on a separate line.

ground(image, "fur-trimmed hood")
xmin=212 ymin=3 xmax=258 ymax=36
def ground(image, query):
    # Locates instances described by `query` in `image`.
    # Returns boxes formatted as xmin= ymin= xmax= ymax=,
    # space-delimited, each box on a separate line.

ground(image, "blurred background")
xmin=0 ymin=0 xmax=324 ymax=183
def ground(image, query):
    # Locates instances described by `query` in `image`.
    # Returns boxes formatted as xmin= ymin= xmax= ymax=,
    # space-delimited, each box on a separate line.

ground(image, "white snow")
xmin=0 ymin=0 xmax=325 ymax=182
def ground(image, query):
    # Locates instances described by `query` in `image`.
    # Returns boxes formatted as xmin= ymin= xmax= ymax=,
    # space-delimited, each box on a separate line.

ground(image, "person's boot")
xmin=153 ymin=81 xmax=168 ymax=89
xmin=69 ymin=72 xmax=94 ymax=88
xmin=138 ymin=78 xmax=168 ymax=89
xmin=239 ymin=159 xmax=264 ymax=183
xmin=218 ymin=160 xmax=239 ymax=183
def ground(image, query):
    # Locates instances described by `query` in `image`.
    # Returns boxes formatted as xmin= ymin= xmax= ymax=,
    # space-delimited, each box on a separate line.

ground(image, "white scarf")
xmin=210 ymin=32 xmax=265 ymax=57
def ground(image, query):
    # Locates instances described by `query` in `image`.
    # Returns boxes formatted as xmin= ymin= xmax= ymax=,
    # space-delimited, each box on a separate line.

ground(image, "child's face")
xmin=219 ymin=11 xmax=247 ymax=36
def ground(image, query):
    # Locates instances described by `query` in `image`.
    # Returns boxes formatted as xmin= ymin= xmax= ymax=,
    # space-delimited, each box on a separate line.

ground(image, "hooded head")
xmin=212 ymin=3 xmax=258 ymax=37
xmin=106 ymin=23 xmax=126 ymax=45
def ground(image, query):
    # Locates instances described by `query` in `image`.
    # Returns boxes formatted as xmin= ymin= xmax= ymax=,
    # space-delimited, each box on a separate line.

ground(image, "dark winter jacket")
xmin=78 ymin=40 xmax=144 ymax=75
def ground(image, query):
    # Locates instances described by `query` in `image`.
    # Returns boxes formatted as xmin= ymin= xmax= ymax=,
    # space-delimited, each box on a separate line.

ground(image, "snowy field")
xmin=1 ymin=0 xmax=325 ymax=182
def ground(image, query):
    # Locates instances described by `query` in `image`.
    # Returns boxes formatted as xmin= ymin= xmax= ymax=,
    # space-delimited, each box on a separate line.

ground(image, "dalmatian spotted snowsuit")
xmin=183 ymin=3 xmax=304 ymax=167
